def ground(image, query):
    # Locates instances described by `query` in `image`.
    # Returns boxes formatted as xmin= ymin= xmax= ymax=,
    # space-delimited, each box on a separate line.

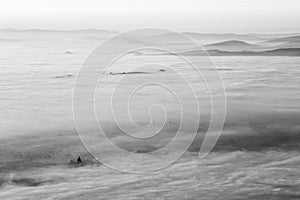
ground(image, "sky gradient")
xmin=0 ymin=0 xmax=299 ymax=33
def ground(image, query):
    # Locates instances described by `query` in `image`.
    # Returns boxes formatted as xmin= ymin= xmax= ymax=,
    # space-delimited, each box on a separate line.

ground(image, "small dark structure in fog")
xmin=69 ymin=156 xmax=84 ymax=166
xmin=68 ymin=155 xmax=101 ymax=167
xmin=77 ymin=156 xmax=82 ymax=163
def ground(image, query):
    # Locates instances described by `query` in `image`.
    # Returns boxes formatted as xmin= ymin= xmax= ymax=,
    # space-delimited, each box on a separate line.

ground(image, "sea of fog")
xmin=0 ymin=31 xmax=299 ymax=199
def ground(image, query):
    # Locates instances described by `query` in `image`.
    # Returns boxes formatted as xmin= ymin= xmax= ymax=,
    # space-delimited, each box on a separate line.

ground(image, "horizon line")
xmin=0 ymin=27 xmax=300 ymax=35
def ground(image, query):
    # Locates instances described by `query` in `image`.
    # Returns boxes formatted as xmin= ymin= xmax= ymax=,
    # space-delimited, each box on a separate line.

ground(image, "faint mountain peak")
xmin=182 ymin=32 xmax=263 ymax=40
xmin=0 ymin=27 xmax=20 ymax=32
xmin=204 ymin=40 xmax=260 ymax=51
xmin=76 ymin=29 xmax=117 ymax=34
xmin=266 ymin=35 xmax=300 ymax=43
xmin=249 ymin=33 xmax=300 ymax=39
xmin=206 ymin=40 xmax=257 ymax=47
xmin=180 ymin=48 xmax=300 ymax=57
xmin=0 ymin=27 xmax=117 ymax=34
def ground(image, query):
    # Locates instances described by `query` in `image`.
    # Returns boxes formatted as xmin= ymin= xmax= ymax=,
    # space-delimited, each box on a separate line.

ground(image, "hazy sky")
xmin=0 ymin=0 xmax=299 ymax=33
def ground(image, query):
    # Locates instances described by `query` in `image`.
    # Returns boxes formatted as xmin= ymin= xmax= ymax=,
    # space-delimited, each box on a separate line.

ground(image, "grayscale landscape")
xmin=0 ymin=0 xmax=299 ymax=199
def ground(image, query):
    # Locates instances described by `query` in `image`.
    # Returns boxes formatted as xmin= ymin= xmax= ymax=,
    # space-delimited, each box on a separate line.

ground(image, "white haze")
xmin=0 ymin=0 xmax=300 ymax=32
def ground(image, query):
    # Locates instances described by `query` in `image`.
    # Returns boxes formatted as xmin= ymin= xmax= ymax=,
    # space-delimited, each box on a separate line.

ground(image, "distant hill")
xmin=210 ymin=48 xmax=300 ymax=56
xmin=139 ymin=32 xmax=266 ymax=46
xmin=159 ymin=48 xmax=300 ymax=57
xmin=0 ymin=28 xmax=20 ymax=32
xmin=249 ymin=33 xmax=300 ymax=39
xmin=183 ymin=32 xmax=265 ymax=42
xmin=259 ymin=35 xmax=300 ymax=49
xmin=265 ymin=36 xmax=300 ymax=43
xmin=0 ymin=28 xmax=117 ymax=34
xmin=76 ymin=29 xmax=117 ymax=34
xmin=204 ymin=40 xmax=259 ymax=51
xmin=82 ymin=36 xmax=109 ymax=40
xmin=0 ymin=38 xmax=19 ymax=42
